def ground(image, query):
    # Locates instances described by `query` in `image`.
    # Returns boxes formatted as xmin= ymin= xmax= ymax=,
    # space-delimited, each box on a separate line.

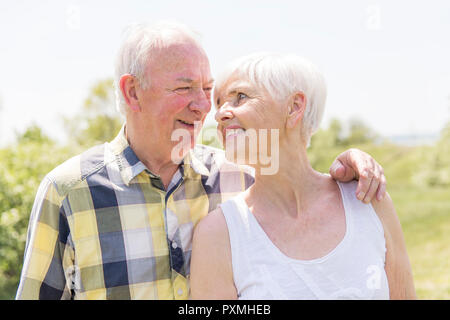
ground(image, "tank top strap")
xmin=336 ymin=180 xmax=384 ymax=236
xmin=219 ymin=194 xmax=260 ymax=297
xmin=220 ymin=193 xmax=251 ymax=238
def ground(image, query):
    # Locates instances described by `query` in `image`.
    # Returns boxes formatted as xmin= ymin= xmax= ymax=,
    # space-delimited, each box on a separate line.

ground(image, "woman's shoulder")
xmin=193 ymin=206 xmax=230 ymax=249
xmin=314 ymin=174 xmax=358 ymax=204
xmin=194 ymin=193 xmax=249 ymax=246
xmin=191 ymin=207 xmax=237 ymax=299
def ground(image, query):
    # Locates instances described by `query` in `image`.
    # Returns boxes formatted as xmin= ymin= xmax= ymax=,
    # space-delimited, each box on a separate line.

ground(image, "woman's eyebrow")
xmin=226 ymin=85 xmax=252 ymax=96
xmin=215 ymin=87 xmax=250 ymax=106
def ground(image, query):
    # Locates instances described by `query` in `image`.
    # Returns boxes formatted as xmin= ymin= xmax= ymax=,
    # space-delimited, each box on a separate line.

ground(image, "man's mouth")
xmin=177 ymin=119 xmax=195 ymax=127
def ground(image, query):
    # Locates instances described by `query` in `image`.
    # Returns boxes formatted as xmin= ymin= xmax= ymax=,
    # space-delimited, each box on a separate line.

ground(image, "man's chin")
xmin=170 ymin=140 xmax=195 ymax=164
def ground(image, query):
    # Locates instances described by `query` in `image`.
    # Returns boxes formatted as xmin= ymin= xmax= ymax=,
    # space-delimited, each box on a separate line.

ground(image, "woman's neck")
xmin=246 ymin=142 xmax=326 ymax=218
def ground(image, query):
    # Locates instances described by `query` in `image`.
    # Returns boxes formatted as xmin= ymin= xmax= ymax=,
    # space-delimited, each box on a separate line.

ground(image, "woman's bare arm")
xmin=371 ymin=193 xmax=416 ymax=299
xmin=190 ymin=207 xmax=238 ymax=300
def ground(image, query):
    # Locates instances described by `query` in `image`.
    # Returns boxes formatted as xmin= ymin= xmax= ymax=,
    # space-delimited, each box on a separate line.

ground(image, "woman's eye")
xmin=237 ymin=92 xmax=248 ymax=102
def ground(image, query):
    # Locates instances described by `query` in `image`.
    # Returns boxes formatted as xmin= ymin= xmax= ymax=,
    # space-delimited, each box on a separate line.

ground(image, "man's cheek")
xmin=170 ymin=95 xmax=192 ymax=112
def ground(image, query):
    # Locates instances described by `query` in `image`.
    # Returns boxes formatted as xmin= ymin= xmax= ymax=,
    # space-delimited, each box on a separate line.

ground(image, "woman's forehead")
xmin=216 ymin=75 xmax=252 ymax=95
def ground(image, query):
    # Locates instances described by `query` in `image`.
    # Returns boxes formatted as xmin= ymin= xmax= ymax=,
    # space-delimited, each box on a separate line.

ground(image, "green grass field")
xmin=364 ymin=143 xmax=449 ymax=299
xmin=390 ymin=186 xmax=450 ymax=299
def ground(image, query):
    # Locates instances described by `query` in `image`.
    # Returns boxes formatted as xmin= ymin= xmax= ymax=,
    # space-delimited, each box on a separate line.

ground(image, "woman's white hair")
xmin=214 ymin=52 xmax=327 ymax=147
xmin=114 ymin=20 xmax=202 ymax=116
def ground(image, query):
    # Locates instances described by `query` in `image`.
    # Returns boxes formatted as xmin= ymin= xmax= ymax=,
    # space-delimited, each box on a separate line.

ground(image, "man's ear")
xmin=119 ymin=74 xmax=141 ymax=112
xmin=286 ymin=92 xmax=306 ymax=129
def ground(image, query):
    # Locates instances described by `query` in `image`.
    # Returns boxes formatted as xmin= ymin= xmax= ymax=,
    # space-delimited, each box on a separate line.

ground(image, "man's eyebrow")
xmin=175 ymin=77 xmax=215 ymax=84
xmin=175 ymin=77 xmax=194 ymax=83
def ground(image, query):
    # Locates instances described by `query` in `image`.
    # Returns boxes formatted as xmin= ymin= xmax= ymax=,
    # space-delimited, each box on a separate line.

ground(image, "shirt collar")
xmin=183 ymin=148 xmax=211 ymax=178
xmin=109 ymin=125 xmax=211 ymax=185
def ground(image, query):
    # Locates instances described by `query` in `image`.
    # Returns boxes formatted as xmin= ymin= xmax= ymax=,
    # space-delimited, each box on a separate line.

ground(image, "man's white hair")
xmin=214 ymin=52 xmax=327 ymax=147
xmin=114 ymin=20 xmax=202 ymax=116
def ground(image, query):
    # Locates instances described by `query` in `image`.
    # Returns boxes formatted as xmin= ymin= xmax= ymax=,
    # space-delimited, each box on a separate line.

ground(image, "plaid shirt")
xmin=16 ymin=127 xmax=254 ymax=300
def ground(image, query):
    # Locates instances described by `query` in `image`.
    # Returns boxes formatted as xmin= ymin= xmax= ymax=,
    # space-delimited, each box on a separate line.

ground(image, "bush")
xmin=0 ymin=127 xmax=75 ymax=299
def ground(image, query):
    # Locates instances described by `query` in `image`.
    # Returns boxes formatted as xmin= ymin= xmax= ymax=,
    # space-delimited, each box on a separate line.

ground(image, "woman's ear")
xmin=286 ymin=92 xmax=306 ymax=129
xmin=119 ymin=74 xmax=141 ymax=112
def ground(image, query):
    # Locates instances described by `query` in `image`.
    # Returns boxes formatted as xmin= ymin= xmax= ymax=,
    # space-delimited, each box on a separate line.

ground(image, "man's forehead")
xmin=152 ymin=38 xmax=208 ymax=63
xmin=149 ymin=46 xmax=211 ymax=76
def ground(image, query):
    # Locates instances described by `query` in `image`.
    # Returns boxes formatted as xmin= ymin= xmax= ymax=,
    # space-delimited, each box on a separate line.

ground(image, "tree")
xmin=0 ymin=126 xmax=75 ymax=299
xmin=16 ymin=124 xmax=53 ymax=144
xmin=328 ymin=118 xmax=345 ymax=146
xmin=0 ymin=79 xmax=124 ymax=299
xmin=308 ymin=118 xmax=347 ymax=172
xmin=343 ymin=118 xmax=378 ymax=145
xmin=64 ymin=79 xmax=123 ymax=148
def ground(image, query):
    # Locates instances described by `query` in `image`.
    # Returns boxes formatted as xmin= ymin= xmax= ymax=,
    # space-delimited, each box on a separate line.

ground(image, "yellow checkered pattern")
xmin=16 ymin=127 xmax=253 ymax=299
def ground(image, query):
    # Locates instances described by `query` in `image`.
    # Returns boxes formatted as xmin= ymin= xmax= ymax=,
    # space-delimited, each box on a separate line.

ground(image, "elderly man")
xmin=16 ymin=21 xmax=386 ymax=300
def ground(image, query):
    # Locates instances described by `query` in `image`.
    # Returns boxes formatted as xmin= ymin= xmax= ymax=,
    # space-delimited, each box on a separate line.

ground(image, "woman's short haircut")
xmin=214 ymin=52 xmax=327 ymax=147
xmin=114 ymin=20 xmax=202 ymax=116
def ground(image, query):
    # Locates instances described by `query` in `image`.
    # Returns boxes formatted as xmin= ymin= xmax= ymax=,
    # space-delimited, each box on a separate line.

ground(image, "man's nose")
xmin=189 ymin=89 xmax=211 ymax=114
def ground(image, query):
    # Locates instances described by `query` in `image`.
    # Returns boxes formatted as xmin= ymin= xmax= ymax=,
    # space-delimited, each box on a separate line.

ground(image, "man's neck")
xmin=143 ymin=158 xmax=180 ymax=190
xmin=125 ymin=124 xmax=181 ymax=189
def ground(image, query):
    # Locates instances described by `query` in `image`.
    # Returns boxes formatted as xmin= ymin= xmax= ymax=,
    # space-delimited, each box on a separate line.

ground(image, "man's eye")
xmin=175 ymin=87 xmax=191 ymax=93
xmin=203 ymin=88 xmax=212 ymax=97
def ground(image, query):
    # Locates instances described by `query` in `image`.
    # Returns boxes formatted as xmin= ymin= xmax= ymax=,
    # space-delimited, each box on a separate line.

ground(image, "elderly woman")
xmin=190 ymin=53 xmax=416 ymax=299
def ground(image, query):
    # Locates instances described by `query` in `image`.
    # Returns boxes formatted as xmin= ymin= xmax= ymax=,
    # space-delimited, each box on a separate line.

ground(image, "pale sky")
xmin=0 ymin=0 xmax=449 ymax=146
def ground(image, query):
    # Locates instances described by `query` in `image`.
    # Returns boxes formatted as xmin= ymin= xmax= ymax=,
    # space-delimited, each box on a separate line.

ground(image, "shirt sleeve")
xmin=15 ymin=176 xmax=74 ymax=300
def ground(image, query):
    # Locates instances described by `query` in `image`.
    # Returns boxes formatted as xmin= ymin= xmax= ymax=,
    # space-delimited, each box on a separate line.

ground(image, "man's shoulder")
xmin=46 ymin=143 xmax=109 ymax=197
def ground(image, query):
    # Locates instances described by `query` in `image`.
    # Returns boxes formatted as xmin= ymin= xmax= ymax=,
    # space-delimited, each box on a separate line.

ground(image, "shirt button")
xmin=177 ymin=288 xmax=183 ymax=296
xmin=172 ymin=242 xmax=178 ymax=249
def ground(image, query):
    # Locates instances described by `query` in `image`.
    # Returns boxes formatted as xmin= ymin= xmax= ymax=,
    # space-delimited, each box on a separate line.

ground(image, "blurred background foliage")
xmin=63 ymin=79 xmax=123 ymax=149
xmin=1 ymin=78 xmax=449 ymax=299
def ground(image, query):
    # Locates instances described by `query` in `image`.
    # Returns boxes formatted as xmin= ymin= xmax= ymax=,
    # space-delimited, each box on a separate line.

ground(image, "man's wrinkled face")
xmin=136 ymin=39 xmax=213 ymax=161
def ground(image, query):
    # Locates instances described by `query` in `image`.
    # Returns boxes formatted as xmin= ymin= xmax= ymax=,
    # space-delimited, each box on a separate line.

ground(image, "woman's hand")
xmin=329 ymin=148 xmax=386 ymax=203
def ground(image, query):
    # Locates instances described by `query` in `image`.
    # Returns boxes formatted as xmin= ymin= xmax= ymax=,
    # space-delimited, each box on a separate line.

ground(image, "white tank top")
xmin=220 ymin=180 xmax=389 ymax=300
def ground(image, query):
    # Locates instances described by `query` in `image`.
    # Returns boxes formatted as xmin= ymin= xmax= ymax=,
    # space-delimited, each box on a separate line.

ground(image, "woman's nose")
xmin=215 ymin=103 xmax=233 ymax=123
